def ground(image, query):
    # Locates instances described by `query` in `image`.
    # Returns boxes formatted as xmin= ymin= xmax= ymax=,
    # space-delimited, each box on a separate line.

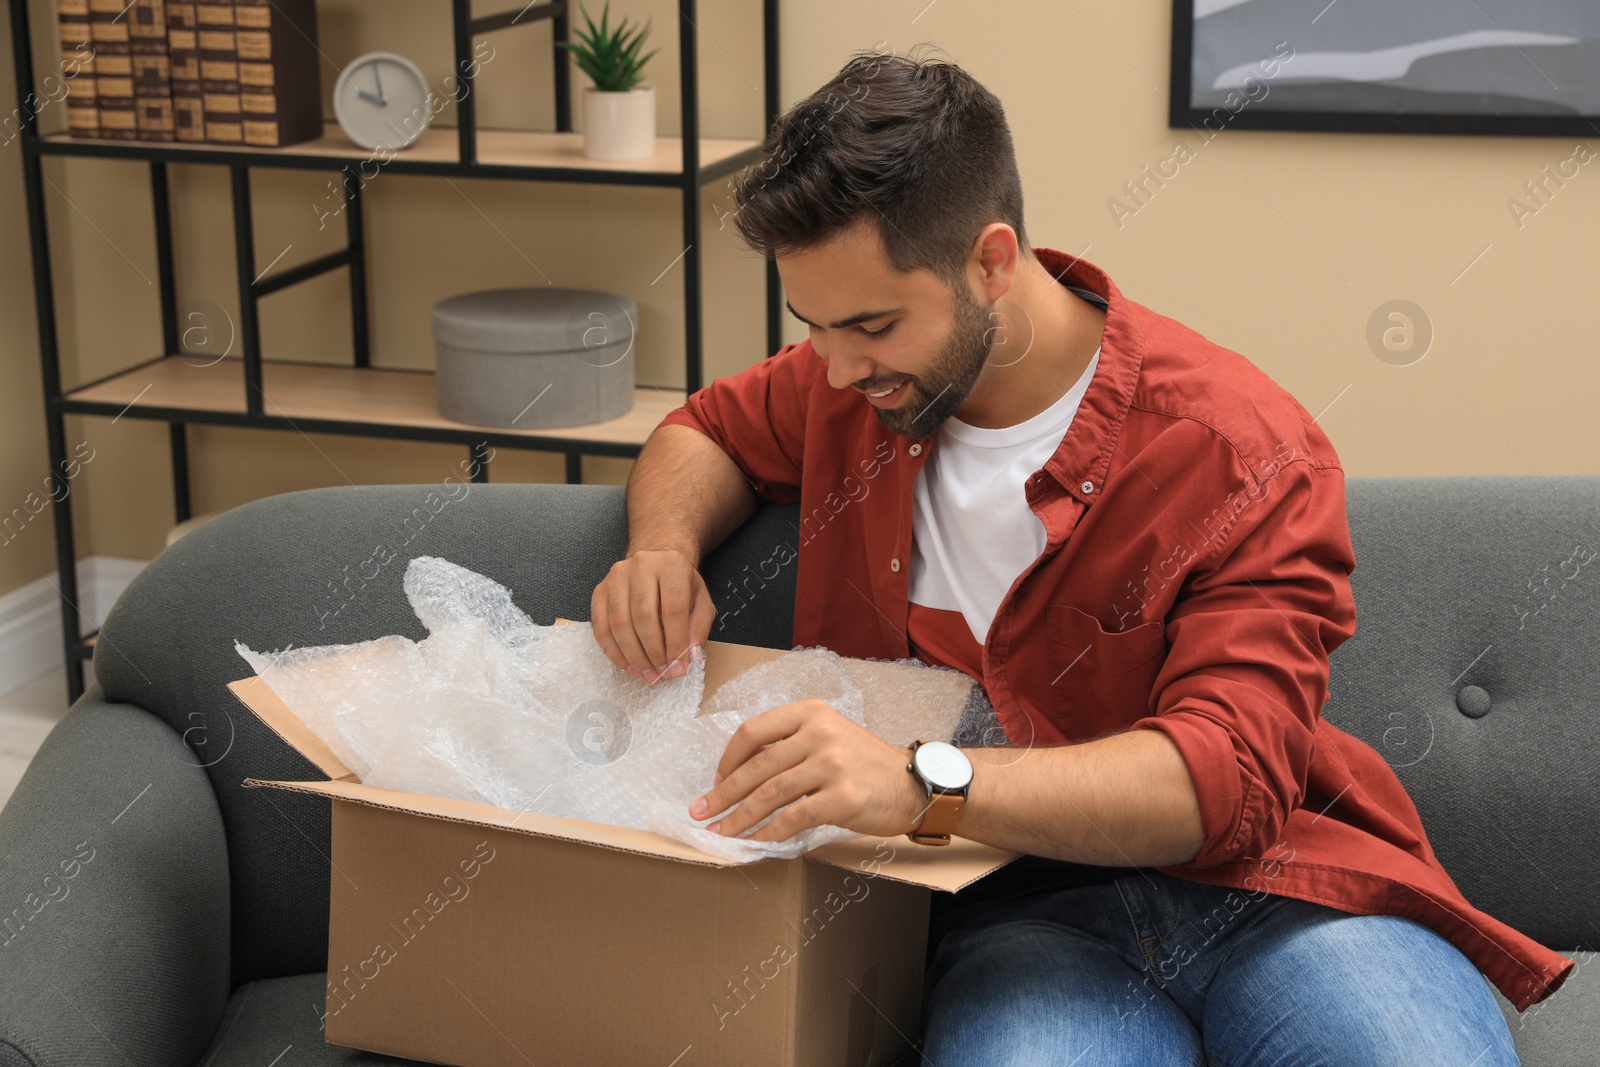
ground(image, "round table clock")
xmin=333 ymin=51 xmax=433 ymax=151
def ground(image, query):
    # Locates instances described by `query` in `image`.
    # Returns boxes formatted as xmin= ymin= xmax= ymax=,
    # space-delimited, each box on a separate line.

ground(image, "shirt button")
xmin=909 ymin=443 xmax=923 ymax=457
xmin=1081 ymin=479 xmax=1095 ymax=494
xmin=890 ymin=558 xmax=901 ymax=572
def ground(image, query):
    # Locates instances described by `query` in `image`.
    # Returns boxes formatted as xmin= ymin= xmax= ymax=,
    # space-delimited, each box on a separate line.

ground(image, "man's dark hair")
xmin=731 ymin=44 xmax=1028 ymax=291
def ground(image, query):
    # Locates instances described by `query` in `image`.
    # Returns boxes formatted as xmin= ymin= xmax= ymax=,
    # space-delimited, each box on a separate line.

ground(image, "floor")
xmin=0 ymin=666 xmax=75 ymax=810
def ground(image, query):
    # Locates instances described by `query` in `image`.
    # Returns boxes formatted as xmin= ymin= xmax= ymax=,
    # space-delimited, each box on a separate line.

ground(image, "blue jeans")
xmin=921 ymin=869 xmax=1519 ymax=1066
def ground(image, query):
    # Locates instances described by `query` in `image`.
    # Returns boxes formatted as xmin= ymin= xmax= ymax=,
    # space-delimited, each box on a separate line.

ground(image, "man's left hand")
xmin=687 ymin=700 xmax=929 ymax=842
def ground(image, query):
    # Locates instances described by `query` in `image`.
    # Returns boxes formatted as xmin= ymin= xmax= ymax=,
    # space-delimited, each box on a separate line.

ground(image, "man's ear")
xmin=970 ymin=222 xmax=1021 ymax=304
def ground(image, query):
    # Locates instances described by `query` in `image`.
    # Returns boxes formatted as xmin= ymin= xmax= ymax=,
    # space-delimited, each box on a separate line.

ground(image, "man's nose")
xmin=822 ymin=339 xmax=875 ymax=392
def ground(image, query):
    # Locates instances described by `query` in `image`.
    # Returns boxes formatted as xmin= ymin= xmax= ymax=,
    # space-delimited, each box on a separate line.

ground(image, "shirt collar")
xmin=1028 ymin=247 xmax=1144 ymax=508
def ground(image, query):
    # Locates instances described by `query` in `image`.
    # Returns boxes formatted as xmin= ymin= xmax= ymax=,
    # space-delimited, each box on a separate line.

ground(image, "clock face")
xmin=334 ymin=51 xmax=434 ymax=152
xmin=914 ymin=741 xmax=973 ymax=792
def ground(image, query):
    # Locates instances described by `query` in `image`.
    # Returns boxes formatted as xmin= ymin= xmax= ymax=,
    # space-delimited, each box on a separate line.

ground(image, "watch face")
xmin=914 ymin=741 xmax=973 ymax=792
xmin=334 ymin=52 xmax=433 ymax=151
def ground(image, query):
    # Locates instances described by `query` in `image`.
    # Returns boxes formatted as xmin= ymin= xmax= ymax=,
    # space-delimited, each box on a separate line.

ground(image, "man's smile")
xmin=861 ymin=380 xmax=910 ymax=406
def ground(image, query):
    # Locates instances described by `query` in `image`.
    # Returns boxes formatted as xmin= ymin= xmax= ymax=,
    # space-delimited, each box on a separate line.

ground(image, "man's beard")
xmin=872 ymin=283 xmax=993 ymax=439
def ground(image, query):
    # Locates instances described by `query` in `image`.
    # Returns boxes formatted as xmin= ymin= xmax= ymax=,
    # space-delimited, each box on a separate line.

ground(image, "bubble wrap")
xmin=234 ymin=556 xmax=977 ymax=863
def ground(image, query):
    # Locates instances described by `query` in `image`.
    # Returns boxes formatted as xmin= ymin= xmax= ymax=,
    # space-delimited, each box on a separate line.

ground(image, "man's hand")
xmin=590 ymin=548 xmax=716 ymax=683
xmin=688 ymin=700 xmax=929 ymax=842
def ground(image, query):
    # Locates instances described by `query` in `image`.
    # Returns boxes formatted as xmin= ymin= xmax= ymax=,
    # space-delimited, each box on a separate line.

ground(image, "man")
xmin=589 ymin=47 xmax=1569 ymax=1064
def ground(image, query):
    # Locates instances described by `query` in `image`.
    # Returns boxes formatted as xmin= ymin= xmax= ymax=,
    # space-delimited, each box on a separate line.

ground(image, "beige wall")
xmin=2 ymin=1 xmax=1596 ymax=600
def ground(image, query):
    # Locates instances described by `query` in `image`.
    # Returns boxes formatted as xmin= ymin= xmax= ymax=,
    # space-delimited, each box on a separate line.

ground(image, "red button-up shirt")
xmin=658 ymin=248 xmax=1572 ymax=1010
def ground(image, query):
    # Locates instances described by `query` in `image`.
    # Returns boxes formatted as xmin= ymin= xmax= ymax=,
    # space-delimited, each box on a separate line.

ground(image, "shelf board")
xmin=38 ymin=123 xmax=763 ymax=184
xmin=61 ymin=355 xmax=684 ymax=453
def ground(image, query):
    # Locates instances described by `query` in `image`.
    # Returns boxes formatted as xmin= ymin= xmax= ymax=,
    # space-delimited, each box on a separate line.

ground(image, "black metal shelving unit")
xmin=7 ymin=0 xmax=784 ymax=703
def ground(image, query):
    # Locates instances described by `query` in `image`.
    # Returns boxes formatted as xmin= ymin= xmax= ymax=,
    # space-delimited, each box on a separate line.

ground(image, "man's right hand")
xmin=590 ymin=548 xmax=716 ymax=683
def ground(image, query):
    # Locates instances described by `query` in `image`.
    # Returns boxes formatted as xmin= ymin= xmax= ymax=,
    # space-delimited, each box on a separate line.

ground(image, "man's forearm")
xmin=954 ymin=729 xmax=1206 ymax=867
xmin=626 ymin=424 xmax=759 ymax=564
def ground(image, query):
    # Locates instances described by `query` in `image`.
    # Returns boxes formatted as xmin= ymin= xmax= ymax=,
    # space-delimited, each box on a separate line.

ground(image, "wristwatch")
xmin=906 ymin=739 xmax=974 ymax=845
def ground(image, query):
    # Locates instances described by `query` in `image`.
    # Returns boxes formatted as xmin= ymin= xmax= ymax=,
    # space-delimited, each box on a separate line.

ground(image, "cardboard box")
xmin=231 ymin=635 xmax=1016 ymax=1067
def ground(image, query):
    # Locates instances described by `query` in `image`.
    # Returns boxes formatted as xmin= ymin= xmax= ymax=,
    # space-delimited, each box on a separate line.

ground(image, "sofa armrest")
xmin=0 ymin=686 xmax=230 ymax=1067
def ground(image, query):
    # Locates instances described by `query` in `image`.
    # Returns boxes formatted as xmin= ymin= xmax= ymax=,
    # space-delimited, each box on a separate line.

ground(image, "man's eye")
xmin=863 ymin=323 xmax=896 ymax=340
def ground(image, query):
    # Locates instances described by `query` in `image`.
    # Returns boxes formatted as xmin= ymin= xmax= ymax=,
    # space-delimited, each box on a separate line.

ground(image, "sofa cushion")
xmin=1323 ymin=475 xmax=1599 ymax=951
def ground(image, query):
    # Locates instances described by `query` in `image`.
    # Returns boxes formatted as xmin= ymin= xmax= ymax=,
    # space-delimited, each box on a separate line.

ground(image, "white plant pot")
xmin=582 ymin=86 xmax=656 ymax=162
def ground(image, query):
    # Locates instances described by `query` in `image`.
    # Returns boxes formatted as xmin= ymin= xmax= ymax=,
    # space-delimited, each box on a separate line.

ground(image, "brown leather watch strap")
xmin=910 ymin=790 xmax=966 ymax=845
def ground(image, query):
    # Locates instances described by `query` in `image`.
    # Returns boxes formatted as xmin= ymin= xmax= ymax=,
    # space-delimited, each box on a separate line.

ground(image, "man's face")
xmin=777 ymin=221 xmax=995 ymax=439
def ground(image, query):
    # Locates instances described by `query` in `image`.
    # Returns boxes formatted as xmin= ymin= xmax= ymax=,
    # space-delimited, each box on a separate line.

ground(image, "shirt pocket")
xmin=1045 ymin=604 xmax=1168 ymax=731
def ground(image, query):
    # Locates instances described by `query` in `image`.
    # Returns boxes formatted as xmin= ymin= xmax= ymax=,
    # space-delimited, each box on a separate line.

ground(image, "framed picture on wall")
xmin=1170 ymin=0 xmax=1600 ymax=136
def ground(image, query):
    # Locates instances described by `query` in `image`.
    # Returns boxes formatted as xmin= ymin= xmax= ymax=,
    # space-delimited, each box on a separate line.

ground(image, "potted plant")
xmin=558 ymin=1 xmax=660 ymax=162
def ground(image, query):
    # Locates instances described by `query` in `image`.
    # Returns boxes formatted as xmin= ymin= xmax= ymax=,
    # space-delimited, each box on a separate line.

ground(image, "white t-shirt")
xmin=909 ymin=344 xmax=1101 ymax=647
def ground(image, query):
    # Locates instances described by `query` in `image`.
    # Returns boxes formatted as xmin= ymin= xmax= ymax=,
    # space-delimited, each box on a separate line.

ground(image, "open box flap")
xmin=551 ymin=622 xmax=972 ymax=743
xmin=806 ymin=834 xmax=1017 ymax=892
xmin=228 ymin=671 xmax=752 ymax=868
xmin=700 ymin=639 xmax=792 ymax=704
xmin=227 ymin=676 xmax=358 ymax=781
xmin=240 ymin=775 xmax=748 ymax=868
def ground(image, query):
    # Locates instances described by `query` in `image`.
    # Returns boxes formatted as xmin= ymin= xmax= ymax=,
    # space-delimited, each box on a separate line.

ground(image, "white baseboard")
xmin=0 ymin=556 xmax=151 ymax=698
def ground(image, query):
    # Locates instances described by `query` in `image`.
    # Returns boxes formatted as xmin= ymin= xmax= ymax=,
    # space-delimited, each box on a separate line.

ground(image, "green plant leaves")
xmin=556 ymin=0 xmax=660 ymax=92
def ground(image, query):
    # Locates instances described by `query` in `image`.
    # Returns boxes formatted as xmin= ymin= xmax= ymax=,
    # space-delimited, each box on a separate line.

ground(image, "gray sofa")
xmin=0 ymin=478 xmax=1593 ymax=1066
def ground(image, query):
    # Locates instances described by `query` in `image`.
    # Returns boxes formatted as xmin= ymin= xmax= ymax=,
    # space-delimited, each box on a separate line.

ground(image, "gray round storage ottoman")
xmin=431 ymin=287 xmax=637 ymax=429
